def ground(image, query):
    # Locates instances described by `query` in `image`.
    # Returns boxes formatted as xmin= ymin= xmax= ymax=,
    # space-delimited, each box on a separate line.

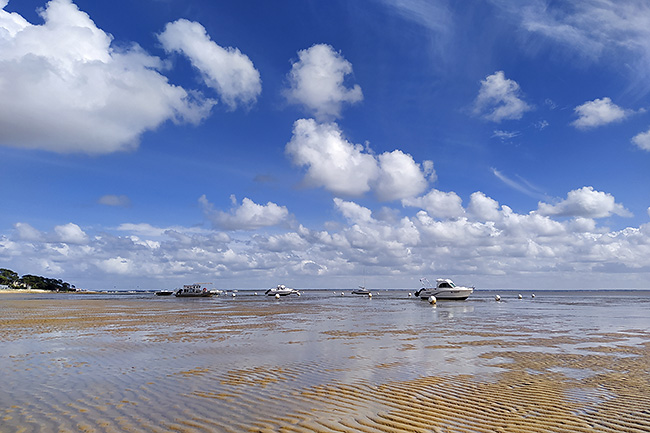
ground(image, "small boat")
xmin=175 ymin=284 xmax=212 ymax=297
xmin=155 ymin=290 xmax=174 ymax=296
xmin=414 ymin=278 xmax=473 ymax=300
xmin=265 ymin=284 xmax=300 ymax=296
xmin=351 ymin=286 xmax=370 ymax=295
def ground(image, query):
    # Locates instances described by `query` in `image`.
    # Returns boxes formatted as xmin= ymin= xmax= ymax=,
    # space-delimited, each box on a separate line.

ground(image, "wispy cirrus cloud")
xmin=376 ymin=0 xmax=452 ymax=34
xmin=492 ymin=130 xmax=520 ymax=140
xmin=492 ymin=0 xmax=650 ymax=93
xmin=492 ymin=168 xmax=546 ymax=199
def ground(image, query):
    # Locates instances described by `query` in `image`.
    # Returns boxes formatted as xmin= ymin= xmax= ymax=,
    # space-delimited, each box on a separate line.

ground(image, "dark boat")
xmin=155 ymin=290 xmax=174 ymax=296
xmin=351 ymin=286 xmax=370 ymax=295
xmin=175 ymin=284 xmax=212 ymax=297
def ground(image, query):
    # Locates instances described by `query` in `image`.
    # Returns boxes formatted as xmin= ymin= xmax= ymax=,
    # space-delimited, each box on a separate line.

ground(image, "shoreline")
xmin=0 ymin=288 xmax=51 ymax=293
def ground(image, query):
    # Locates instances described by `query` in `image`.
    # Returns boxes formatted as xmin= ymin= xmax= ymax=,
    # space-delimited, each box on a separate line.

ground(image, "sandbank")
xmin=0 ymin=294 xmax=648 ymax=432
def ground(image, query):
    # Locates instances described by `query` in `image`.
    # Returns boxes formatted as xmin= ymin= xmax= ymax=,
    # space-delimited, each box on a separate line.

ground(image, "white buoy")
xmin=518 ymin=293 xmax=523 ymax=299
xmin=232 ymin=293 xmax=236 ymax=297
xmin=408 ymin=292 xmax=412 ymax=297
xmin=368 ymin=293 xmax=372 ymax=298
xmin=532 ymin=293 xmax=536 ymax=298
xmin=297 ymin=292 xmax=301 ymax=296
xmin=275 ymin=293 xmax=280 ymax=299
xmin=428 ymin=295 xmax=437 ymax=304
xmin=341 ymin=292 xmax=344 ymax=296
xmin=254 ymin=292 xmax=258 ymax=296
xmin=495 ymin=294 xmax=501 ymax=301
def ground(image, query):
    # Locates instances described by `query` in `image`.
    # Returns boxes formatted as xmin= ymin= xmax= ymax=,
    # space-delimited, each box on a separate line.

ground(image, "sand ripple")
xmin=0 ymin=296 xmax=649 ymax=432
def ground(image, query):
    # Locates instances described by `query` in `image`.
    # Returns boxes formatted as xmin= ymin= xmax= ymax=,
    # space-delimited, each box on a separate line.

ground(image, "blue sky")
xmin=2 ymin=0 xmax=650 ymax=290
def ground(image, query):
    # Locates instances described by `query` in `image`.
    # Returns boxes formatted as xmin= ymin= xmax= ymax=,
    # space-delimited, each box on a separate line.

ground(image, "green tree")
xmin=0 ymin=268 xmax=19 ymax=286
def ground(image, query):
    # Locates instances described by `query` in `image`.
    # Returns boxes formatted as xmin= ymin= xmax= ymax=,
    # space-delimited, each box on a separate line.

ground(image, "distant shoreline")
xmin=0 ymin=288 xmax=109 ymax=295
xmin=0 ymin=288 xmax=51 ymax=294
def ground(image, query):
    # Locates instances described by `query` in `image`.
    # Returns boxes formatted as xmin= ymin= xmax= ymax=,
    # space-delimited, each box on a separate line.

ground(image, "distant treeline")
xmin=0 ymin=268 xmax=75 ymax=291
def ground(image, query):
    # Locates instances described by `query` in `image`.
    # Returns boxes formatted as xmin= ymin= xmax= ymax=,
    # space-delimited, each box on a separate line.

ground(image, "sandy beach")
xmin=1 ymin=290 xmax=649 ymax=432
xmin=0 ymin=288 xmax=51 ymax=293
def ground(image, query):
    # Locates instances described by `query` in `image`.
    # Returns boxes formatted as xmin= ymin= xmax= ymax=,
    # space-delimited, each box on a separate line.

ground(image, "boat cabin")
xmin=436 ymin=279 xmax=457 ymax=289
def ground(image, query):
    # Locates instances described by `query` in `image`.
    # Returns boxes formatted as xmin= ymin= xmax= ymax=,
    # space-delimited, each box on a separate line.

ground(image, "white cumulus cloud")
xmin=13 ymin=222 xmax=43 ymax=242
xmin=5 ymin=191 xmax=650 ymax=290
xmin=376 ymin=150 xmax=434 ymax=201
xmin=157 ymin=19 xmax=261 ymax=110
xmin=473 ymin=71 xmax=532 ymax=122
xmin=54 ymin=222 xmax=88 ymax=244
xmin=632 ymin=128 xmax=650 ymax=151
xmin=286 ymin=119 xmax=432 ymax=201
xmin=284 ymin=44 xmax=363 ymax=120
xmin=334 ymin=198 xmax=374 ymax=224
xmin=0 ymin=0 xmax=260 ymax=154
xmin=571 ymin=97 xmax=631 ymax=129
xmin=286 ymin=119 xmax=379 ymax=196
xmin=537 ymin=186 xmax=631 ymax=219
xmin=467 ymin=192 xmax=502 ymax=221
xmin=200 ymin=195 xmax=289 ymax=231
xmin=403 ymin=189 xmax=465 ymax=219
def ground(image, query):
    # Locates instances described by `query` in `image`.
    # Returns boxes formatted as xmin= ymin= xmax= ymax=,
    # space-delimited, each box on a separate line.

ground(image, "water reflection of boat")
xmin=155 ymin=290 xmax=174 ymax=296
xmin=414 ymin=278 xmax=473 ymax=300
xmin=351 ymin=286 xmax=370 ymax=295
xmin=265 ymin=284 xmax=300 ymax=296
xmin=175 ymin=284 xmax=212 ymax=297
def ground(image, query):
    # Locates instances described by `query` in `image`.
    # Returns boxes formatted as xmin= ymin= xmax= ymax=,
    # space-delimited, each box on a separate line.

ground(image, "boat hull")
xmin=266 ymin=284 xmax=299 ymax=296
xmin=265 ymin=289 xmax=297 ymax=296
xmin=176 ymin=292 xmax=212 ymax=298
xmin=351 ymin=290 xmax=370 ymax=295
xmin=175 ymin=292 xmax=212 ymax=297
xmin=415 ymin=288 xmax=473 ymax=300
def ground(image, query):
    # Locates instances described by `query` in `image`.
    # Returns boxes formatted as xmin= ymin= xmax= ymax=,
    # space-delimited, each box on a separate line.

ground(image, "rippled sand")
xmin=1 ymin=293 xmax=649 ymax=432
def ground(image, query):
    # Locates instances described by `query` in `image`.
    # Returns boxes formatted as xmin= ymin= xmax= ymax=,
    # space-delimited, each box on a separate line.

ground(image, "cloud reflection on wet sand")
xmin=0 ymin=292 xmax=649 ymax=432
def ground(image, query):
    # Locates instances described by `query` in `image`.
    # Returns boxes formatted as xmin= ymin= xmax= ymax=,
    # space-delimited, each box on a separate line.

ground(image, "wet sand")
xmin=1 ymin=291 xmax=649 ymax=432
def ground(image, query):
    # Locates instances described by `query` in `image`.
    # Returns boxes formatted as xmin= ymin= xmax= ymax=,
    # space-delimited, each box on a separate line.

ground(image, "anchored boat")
xmin=351 ymin=286 xmax=371 ymax=295
xmin=265 ymin=284 xmax=300 ymax=296
xmin=175 ymin=284 xmax=212 ymax=297
xmin=414 ymin=278 xmax=473 ymax=300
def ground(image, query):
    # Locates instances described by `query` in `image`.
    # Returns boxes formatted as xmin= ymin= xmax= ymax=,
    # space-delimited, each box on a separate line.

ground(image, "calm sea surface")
xmin=1 ymin=289 xmax=649 ymax=432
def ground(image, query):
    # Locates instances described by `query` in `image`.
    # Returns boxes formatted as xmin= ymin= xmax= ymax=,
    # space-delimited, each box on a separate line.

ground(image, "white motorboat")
xmin=414 ymin=278 xmax=473 ymax=300
xmin=175 ymin=284 xmax=212 ymax=297
xmin=265 ymin=284 xmax=300 ymax=296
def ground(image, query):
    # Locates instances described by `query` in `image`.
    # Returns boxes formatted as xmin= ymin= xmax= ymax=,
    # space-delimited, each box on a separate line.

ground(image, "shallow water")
xmin=1 ymin=289 xmax=649 ymax=432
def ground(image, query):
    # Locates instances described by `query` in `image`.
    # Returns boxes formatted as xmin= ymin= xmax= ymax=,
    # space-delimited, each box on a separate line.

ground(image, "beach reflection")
xmin=1 ymin=290 xmax=649 ymax=432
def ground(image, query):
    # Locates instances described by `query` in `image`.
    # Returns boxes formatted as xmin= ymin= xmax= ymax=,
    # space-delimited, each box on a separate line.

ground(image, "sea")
xmin=1 ymin=289 xmax=649 ymax=432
